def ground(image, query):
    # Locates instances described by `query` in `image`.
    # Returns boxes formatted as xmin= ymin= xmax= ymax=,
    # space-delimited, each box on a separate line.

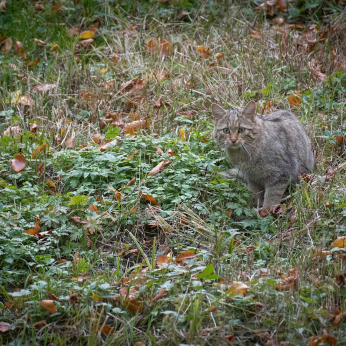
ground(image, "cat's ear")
xmin=211 ymin=104 xmax=226 ymax=121
xmin=242 ymin=100 xmax=257 ymax=120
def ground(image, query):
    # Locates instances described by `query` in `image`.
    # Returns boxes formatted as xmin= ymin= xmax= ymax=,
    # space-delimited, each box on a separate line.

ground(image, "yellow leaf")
xmin=100 ymin=68 xmax=108 ymax=74
xmin=45 ymin=179 xmax=56 ymax=189
xmin=78 ymin=30 xmax=95 ymax=40
xmin=227 ymin=282 xmax=250 ymax=296
xmin=180 ymin=129 xmax=186 ymax=141
xmin=9 ymin=90 xmax=21 ymax=104
xmin=40 ymin=300 xmax=57 ymax=314
xmin=91 ymin=294 xmax=103 ymax=302
xmin=32 ymin=143 xmax=47 ymax=159
xmin=331 ymin=236 xmax=346 ymax=249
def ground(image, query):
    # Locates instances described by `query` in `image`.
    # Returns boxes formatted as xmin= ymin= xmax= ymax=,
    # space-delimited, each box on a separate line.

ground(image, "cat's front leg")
xmin=248 ymin=182 xmax=264 ymax=208
xmin=220 ymin=168 xmax=247 ymax=182
xmin=263 ymin=183 xmax=288 ymax=208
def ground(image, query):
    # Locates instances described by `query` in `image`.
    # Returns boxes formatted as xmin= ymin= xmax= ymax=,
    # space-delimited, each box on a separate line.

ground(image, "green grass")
xmin=1 ymin=0 xmax=346 ymax=345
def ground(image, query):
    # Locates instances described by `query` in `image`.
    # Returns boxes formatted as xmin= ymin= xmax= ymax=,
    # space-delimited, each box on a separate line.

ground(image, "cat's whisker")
xmin=241 ymin=143 xmax=252 ymax=159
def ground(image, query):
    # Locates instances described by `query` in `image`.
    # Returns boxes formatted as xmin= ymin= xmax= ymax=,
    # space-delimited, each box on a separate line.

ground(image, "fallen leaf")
xmin=99 ymin=325 xmax=113 ymax=334
xmin=120 ymin=77 xmax=145 ymax=93
xmin=153 ymin=287 xmax=167 ymax=302
xmin=46 ymin=291 xmax=59 ymax=301
xmin=133 ymin=342 xmax=146 ymax=346
xmin=334 ymin=135 xmax=346 ymax=144
xmin=88 ymin=22 xmax=99 ymax=33
xmin=34 ymin=38 xmax=46 ymax=46
xmin=50 ymin=43 xmax=58 ymax=52
xmin=32 ymin=143 xmax=47 ymax=159
xmin=148 ymin=160 xmax=172 ymax=176
xmin=197 ymin=45 xmax=210 ymax=58
xmin=286 ymin=94 xmax=301 ymax=108
xmin=331 ymin=236 xmax=346 ymax=249
xmin=45 ymin=179 xmax=56 ymax=189
xmin=307 ymin=59 xmax=327 ymax=82
xmin=167 ymin=149 xmax=174 ymax=157
xmin=92 ymin=134 xmax=105 ymax=143
xmin=91 ymin=294 xmax=103 ymax=302
xmin=3 ymin=37 xmax=12 ymax=53
xmin=215 ymin=53 xmax=224 ymax=59
xmin=65 ymin=137 xmax=74 ymax=149
xmin=67 ymin=27 xmax=80 ymax=37
xmin=81 ymin=90 xmax=95 ymax=101
xmin=112 ymin=54 xmax=120 ymax=64
xmin=157 ymin=254 xmax=171 ymax=265
xmin=10 ymin=154 xmax=26 ymax=172
xmin=175 ymin=251 xmax=196 ymax=262
xmin=272 ymin=17 xmax=284 ymax=25
xmin=126 ymin=177 xmax=136 ymax=186
xmin=225 ymin=335 xmax=235 ymax=345
xmin=40 ymin=300 xmax=57 ymax=314
xmin=78 ymin=30 xmax=95 ymax=40
xmin=145 ymin=38 xmax=170 ymax=56
xmin=312 ymin=249 xmax=332 ymax=260
xmin=25 ymin=215 xmax=41 ymax=235
xmin=0 ymin=0 xmax=7 ymax=10
xmin=0 ymin=322 xmax=10 ymax=332
xmin=140 ymin=192 xmax=159 ymax=206
xmin=80 ymin=38 xmax=94 ymax=48
xmin=276 ymin=268 xmax=298 ymax=291
xmin=156 ymin=147 xmax=164 ymax=155
xmin=69 ymin=295 xmax=79 ymax=305
xmin=14 ymin=41 xmax=26 ymax=60
xmin=34 ymin=1 xmax=44 ymax=13
xmin=51 ymin=2 xmax=62 ymax=11
xmin=180 ymin=129 xmax=186 ymax=141
xmin=33 ymin=320 xmax=47 ymax=329
xmin=4 ymin=125 xmax=22 ymax=137
xmin=27 ymin=58 xmax=41 ymax=68
xmin=124 ymin=119 xmax=147 ymax=135
xmin=32 ymin=83 xmax=57 ymax=93
xmin=125 ymin=299 xmax=143 ymax=314
xmin=227 ymin=282 xmax=250 ymax=296
xmin=88 ymin=204 xmax=100 ymax=214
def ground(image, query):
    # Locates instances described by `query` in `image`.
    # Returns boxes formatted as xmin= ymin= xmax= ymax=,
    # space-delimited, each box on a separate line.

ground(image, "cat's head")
xmin=212 ymin=100 xmax=258 ymax=150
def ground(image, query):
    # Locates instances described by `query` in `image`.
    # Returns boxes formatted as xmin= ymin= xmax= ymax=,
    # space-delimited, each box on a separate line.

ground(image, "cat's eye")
xmin=238 ymin=127 xmax=245 ymax=133
xmin=222 ymin=128 xmax=230 ymax=134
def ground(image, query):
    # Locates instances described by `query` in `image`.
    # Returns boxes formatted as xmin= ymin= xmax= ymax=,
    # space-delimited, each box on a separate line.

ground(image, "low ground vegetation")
xmin=0 ymin=0 xmax=346 ymax=345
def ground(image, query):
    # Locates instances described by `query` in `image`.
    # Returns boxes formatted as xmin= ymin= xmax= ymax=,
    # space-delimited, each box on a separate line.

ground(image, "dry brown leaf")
xmin=177 ymin=11 xmax=190 ymax=19
xmin=99 ymin=325 xmax=114 ymax=335
xmin=80 ymin=38 xmax=94 ymax=48
xmin=36 ymin=163 xmax=45 ymax=177
xmin=124 ymin=119 xmax=147 ymax=135
xmin=46 ymin=291 xmax=59 ymax=301
xmin=175 ymin=251 xmax=196 ymax=262
xmin=148 ymin=160 xmax=172 ymax=176
xmin=88 ymin=22 xmax=99 ymax=33
xmin=0 ymin=0 xmax=7 ymax=10
xmin=225 ymin=335 xmax=235 ymax=345
xmin=156 ymin=147 xmax=164 ymax=155
xmin=312 ymin=249 xmax=332 ymax=260
xmin=145 ymin=38 xmax=170 ymax=56
xmin=4 ymin=125 xmax=22 ymax=137
xmin=276 ymin=268 xmax=298 ymax=291
xmin=125 ymin=299 xmax=143 ymax=314
xmin=331 ymin=236 xmax=346 ymax=249
xmin=272 ymin=17 xmax=284 ymax=25
xmin=215 ymin=53 xmax=224 ymax=59
xmin=32 ymin=143 xmax=47 ymax=159
xmin=307 ymin=59 xmax=327 ymax=82
xmin=14 ymin=41 xmax=26 ymax=60
xmin=153 ymin=287 xmax=167 ymax=302
xmin=112 ymin=54 xmax=120 ymax=64
xmin=10 ymin=154 xmax=26 ymax=173
xmin=69 ymin=295 xmax=79 ymax=305
xmin=25 ymin=215 xmax=41 ymax=235
xmin=133 ymin=342 xmax=146 ymax=346
xmin=32 ymin=83 xmax=57 ymax=93
xmin=67 ymin=27 xmax=80 ymax=37
xmin=51 ymin=2 xmax=62 ymax=11
xmin=197 ymin=45 xmax=210 ymax=58
xmin=126 ymin=177 xmax=136 ymax=187
xmin=167 ymin=149 xmax=174 ymax=157
xmin=30 ymin=123 xmax=38 ymax=133
xmin=153 ymin=95 xmax=163 ymax=109
xmin=227 ymin=282 xmax=250 ymax=296
xmin=157 ymin=254 xmax=170 ymax=265
xmin=33 ymin=320 xmax=47 ymax=329
xmin=65 ymin=137 xmax=74 ymax=149
xmin=34 ymin=1 xmax=44 ymax=13
xmin=139 ymin=192 xmax=159 ymax=206
xmin=3 ymin=37 xmax=12 ymax=53
xmin=88 ymin=204 xmax=100 ymax=214
xmin=209 ymin=60 xmax=217 ymax=67
xmin=81 ymin=89 xmax=95 ymax=101
xmin=120 ymin=77 xmax=145 ymax=93
xmin=40 ymin=300 xmax=57 ymax=314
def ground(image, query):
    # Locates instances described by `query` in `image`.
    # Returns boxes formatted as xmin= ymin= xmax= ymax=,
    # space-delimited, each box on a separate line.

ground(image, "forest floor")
xmin=1 ymin=1 xmax=346 ymax=345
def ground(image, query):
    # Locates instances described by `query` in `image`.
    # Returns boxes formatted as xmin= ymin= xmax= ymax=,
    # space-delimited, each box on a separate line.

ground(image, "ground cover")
xmin=0 ymin=0 xmax=346 ymax=345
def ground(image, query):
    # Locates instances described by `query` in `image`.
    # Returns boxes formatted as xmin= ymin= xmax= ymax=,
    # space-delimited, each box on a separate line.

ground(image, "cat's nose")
xmin=230 ymin=139 xmax=237 ymax=144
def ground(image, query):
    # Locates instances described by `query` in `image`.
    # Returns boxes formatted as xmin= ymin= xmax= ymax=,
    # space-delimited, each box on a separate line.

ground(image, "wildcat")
xmin=212 ymin=100 xmax=314 ymax=209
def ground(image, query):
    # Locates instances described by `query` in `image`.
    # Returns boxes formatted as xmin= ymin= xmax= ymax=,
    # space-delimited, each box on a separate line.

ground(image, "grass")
xmin=1 ymin=0 xmax=346 ymax=345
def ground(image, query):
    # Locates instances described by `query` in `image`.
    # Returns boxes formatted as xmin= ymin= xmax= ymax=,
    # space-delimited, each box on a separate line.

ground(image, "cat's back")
xmin=261 ymin=109 xmax=300 ymax=126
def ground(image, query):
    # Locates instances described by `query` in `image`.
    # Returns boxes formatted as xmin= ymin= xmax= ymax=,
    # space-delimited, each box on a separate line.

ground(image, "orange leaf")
xmin=125 ymin=299 xmax=143 ymax=314
xmin=209 ymin=60 xmax=217 ymax=67
xmin=157 ymin=254 xmax=170 ymax=265
xmin=112 ymin=54 xmax=120 ymax=64
xmin=197 ymin=45 xmax=210 ymax=58
xmin=331 ymin=236 xmax=346 ymax=249
xmin=167 ymin=149 xmax=174 ymax=157
xmin=114 ymin=191 xmax=122 ymax=200
xmin=215 ymin=53 xmax=223 ymax=59
xmin=286 ymin=95 xmax=301 ymax=108
xmin=88 ymin=204 xmax=100 ymax=214
xmin=124 ymin=119 xmax=147 ymax=135
xmin=334 ymin=135 xmax=346 ymax=144
xmin=25 ymin=215 xmax=41 ymax=235
xmin=126 ymin=177 xmax=136 ymax=187
xmin=81 ymin=90 xmax=95 ymax=101
xmin=175 ymin=251 xmax=196 ymax=262
xmin=45 ymin=179 xmax=56 ymax=189
xmin=10 ymin=154 xmax=26 ymax=172
xmin=145 ymin=38 xmax=170 ymax=56
xmin=99 ymin=325 xmax=114 ymax=335
xmin=40 ymin=300 xmax=57 ymax=314
xmin=148 ymin=160 xmax=172 ymax=176
xmin=32 ymin=143 xmax=47 ymax=159
xmin=140 ymin=192 xmax=159 ymax=206
xmin=180 ymin=129 xmax=186 ymax=141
